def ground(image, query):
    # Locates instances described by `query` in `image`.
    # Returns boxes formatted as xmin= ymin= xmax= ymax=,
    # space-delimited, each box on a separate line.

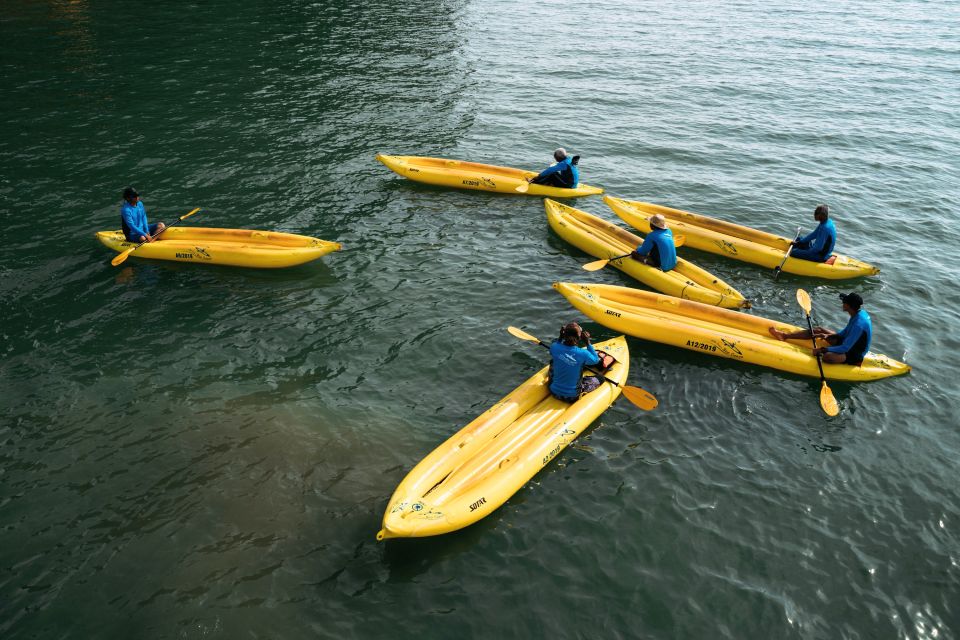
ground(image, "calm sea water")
xmin=2 ymin=0 xmax=958 ymax=638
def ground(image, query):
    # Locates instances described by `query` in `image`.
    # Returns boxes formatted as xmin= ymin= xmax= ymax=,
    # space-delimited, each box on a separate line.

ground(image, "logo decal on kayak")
xmin=175 ymin=252 xmax=193 ymax=259
xmin=469 ymin=497 xmax=487 ymax=512
xmin=605 ymin=309 xmax=621 ymax=318
xmin=195 ymin=247 xmax=212 ymax=260
xmin=718 ymin=338 xmax=743 ymax=358
xmin=713 ymin=239 xmax=738 ymax=255
xmin=412 ymin=502 xmax=424 ymax=512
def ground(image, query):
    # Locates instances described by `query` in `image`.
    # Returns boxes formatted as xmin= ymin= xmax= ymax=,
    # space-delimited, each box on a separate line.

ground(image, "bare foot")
xmin=768 ymin=327 xmax=786 ymax=341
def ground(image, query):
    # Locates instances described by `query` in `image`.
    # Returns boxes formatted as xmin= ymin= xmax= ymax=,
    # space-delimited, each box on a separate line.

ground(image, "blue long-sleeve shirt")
xmin=121 ymin=201 xmax=151 ymax=241
xmin=534 ymin=157 xmax=579 ymax=188
xmin=549 ymin=340 xmax=600 ymax=398
xmin=635 ymin=227 xmax=678 ymax=271
xmin=826 ymin=309 xmax=872 ymax=357
xmin=794 ymin=219 xmax=836 ymax=261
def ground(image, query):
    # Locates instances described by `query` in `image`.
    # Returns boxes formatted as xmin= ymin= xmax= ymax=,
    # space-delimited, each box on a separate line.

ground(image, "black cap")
xmin=123 ymin=187 xmax=139 ymax=200
xmin=839 ymin=292 xmax=863 ymax=309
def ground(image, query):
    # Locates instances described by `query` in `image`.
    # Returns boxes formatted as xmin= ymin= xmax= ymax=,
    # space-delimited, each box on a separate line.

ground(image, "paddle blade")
xmin=581 ymin=258 xmax=610 ymax=272
xmin=820 ymin=381 xmax=840 ymax=416
xmin=110 ymin=247 xmax=134 ymax=267
xmin=796 ymin=288 xmax=812 ymax=315
xmin=515 ymin=181 xmax=530 ymax=193
xmin=621 ymin=385 xmax=658 ymax=411
xmin=179 ymin=207 xmax=201 ymax=221
xmin=507 ymin=325 xmax=542 ymax=344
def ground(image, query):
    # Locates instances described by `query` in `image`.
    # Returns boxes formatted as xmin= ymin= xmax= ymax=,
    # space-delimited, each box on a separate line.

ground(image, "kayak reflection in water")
xmin=631 ymin=213 xmax=677 ymax=272
xmin=790 ymin=204 xmax=836 ymax=262
xmin=769 ymin=292 xmax=872 ymax=365
xmin=548 ymin=322 xmax=601 ymax=402
xmin=527 ymin=148 xmax=580 ymax=188
xmin=120 ymin=187 xmax=165 ymax=243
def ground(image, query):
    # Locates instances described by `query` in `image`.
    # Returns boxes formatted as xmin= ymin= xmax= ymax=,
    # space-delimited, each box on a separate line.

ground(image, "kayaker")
xmin=548 ymin=322 xmax=601 ymax=402
xmin=768 ymin=292 xmax=872 ymax=365
xmin=528 ymin=148 xmax=580 ymax=189
xmin=790 ymin=204 xmax=836 ymax=262
xmin=120 ymin=187 xmax=165 ymax=243
xmin=631 ymin=214 xmax=677 ymax=271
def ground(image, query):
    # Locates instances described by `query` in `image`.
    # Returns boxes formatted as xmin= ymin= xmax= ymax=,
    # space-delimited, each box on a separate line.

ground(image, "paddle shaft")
xmin=774 ymin=227 xmax=802 ymax=280
xmin=802 ymin=310 xmax=829 ymax=382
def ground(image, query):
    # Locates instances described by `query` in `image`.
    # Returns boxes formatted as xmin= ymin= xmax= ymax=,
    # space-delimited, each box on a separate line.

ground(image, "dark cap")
xmin=123 ymin=186 xmax=139 ymax=200
xmin=839 ymin=292 xmax=863 ymax=309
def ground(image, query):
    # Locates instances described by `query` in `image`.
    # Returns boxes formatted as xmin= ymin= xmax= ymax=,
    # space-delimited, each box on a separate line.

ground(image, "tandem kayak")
xmin=546 ymin=199 xmax=750 ymax=309
xmin=604 ymin=196 xmax=879 ymax=279
xmin=377 ymin=336 xmax=629 ymax=540
xmin=96 ymin=228 xmax=341 ymax=269
xmin=554 ymin=282 xmax=910 ymax=382
xmin=376 ymin=154 xmax=603 ymax=197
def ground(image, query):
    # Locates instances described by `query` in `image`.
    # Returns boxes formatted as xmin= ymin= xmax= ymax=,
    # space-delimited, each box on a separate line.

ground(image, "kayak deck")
xmin=604 ymin=196 xmax=879 ymax=279
xmin=377 ymin=336 xmax=629 ymax=540
xmin=554 ymin=282 xmax=909 ymax=382
xmin=96 ymin=228 xmax=341 ymax=269
xmin=376 ymin=154 xmax=603 ymax=197
xmin=546 ymin=199 xmax=750 ymax=309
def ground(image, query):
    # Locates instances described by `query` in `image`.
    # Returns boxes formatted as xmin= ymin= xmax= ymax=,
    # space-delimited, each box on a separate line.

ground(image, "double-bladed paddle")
xmin=111 ymin=207 xmax=201 ymax=267
xmin=507 ymin=325 xmax=658 ymax=411
xmin=773 ymin=227 xmax=802 ymax=280
xmin=581 ymin=234 xmax=686 ymax=272
xmin=796 ymin=289 xmax=840 ymax=416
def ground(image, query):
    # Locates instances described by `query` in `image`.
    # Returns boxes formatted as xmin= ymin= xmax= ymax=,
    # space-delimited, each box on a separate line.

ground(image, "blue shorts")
xmin=791 ymin=247 xmax=829 ymax=262
xmin=552 ymin=376 xmax=602 ymax=403
xmin=125 ymin=223 xmax=160 ymax=243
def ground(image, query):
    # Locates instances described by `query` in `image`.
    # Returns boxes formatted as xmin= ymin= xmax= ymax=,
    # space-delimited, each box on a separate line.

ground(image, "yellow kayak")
xmin=604 ymin=196 xmax=879 ymax=279
xmin=96 ymin=227 xmax=341 ymax=268
xmin=554 ymin=282 xmax=910 ymax=382
xmin=546 ymin=199 xmax=750 ymax=309
xmin=377 ymin=336 xmax=629 ymax=540
xmin=376 ymin=154 xmax=603 ymax=197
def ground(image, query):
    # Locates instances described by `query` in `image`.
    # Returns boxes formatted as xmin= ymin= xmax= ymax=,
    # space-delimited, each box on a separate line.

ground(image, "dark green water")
xmin=2 ymin=1 xmax=958 ymax=638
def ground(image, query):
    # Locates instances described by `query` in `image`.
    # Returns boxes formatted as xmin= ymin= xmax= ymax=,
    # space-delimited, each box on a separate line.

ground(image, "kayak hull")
xmin=554 ymin=282 xmax=909 ymax=382
xmin=546 ymin=199 xmax=750 ymax=309
xmin=96 ymin=228 xmax=341 ymax=269
xmin=377 ymin=336 xmax=629 ymax=540
xmin=604 ymin=196 xmax=879 ymax=279
xmin=376 ymin=154 xmax=603 ymax=198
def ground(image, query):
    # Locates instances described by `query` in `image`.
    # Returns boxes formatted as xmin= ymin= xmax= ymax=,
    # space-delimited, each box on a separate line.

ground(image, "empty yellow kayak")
xmin=546 ymin=199 xmax=750 ymax=309
xmin=554 ymin=282 xmax=910 ymax=382
xmin=377 ymin=336 xmax=629 ymax=540
xmin=96 ymin=227 xmax=341 ymax=268
xmin=604 ymin=196 xmax=879 ymax=279
xmin=376 ymin=154 xmax=603 ymax=197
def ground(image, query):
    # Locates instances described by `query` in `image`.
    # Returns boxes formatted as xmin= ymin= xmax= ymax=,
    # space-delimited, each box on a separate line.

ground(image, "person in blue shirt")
xmin=528 ymin=148 xmax=580 ymax=189
xmin=631 ymin=214 xmax=677 ymax=271
xmin=120 ymin=187 xmax=165 ymax=243
xmin=790 ymin=204 xmax=836 ymax=263
xmin=769 ymin=292 xmax=872 ymax=365
xmin=548 ymin=322 xmax=601 ymax=402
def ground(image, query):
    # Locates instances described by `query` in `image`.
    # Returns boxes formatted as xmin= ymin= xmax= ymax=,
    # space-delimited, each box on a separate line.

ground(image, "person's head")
xmin=553 ymin=148 xmax=567 ymax=162
xmin=839 ymin=292 xmax=863 ymax=313
xmin=814 ymin=204 xmax=829 ymax=222
xmin=561 ymin=321 xmax=582 ymax=345
xmin=649 ymin=214 xmax=667 ymax=230
xmin=123 ymin=187 xmax=139 ymax=204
